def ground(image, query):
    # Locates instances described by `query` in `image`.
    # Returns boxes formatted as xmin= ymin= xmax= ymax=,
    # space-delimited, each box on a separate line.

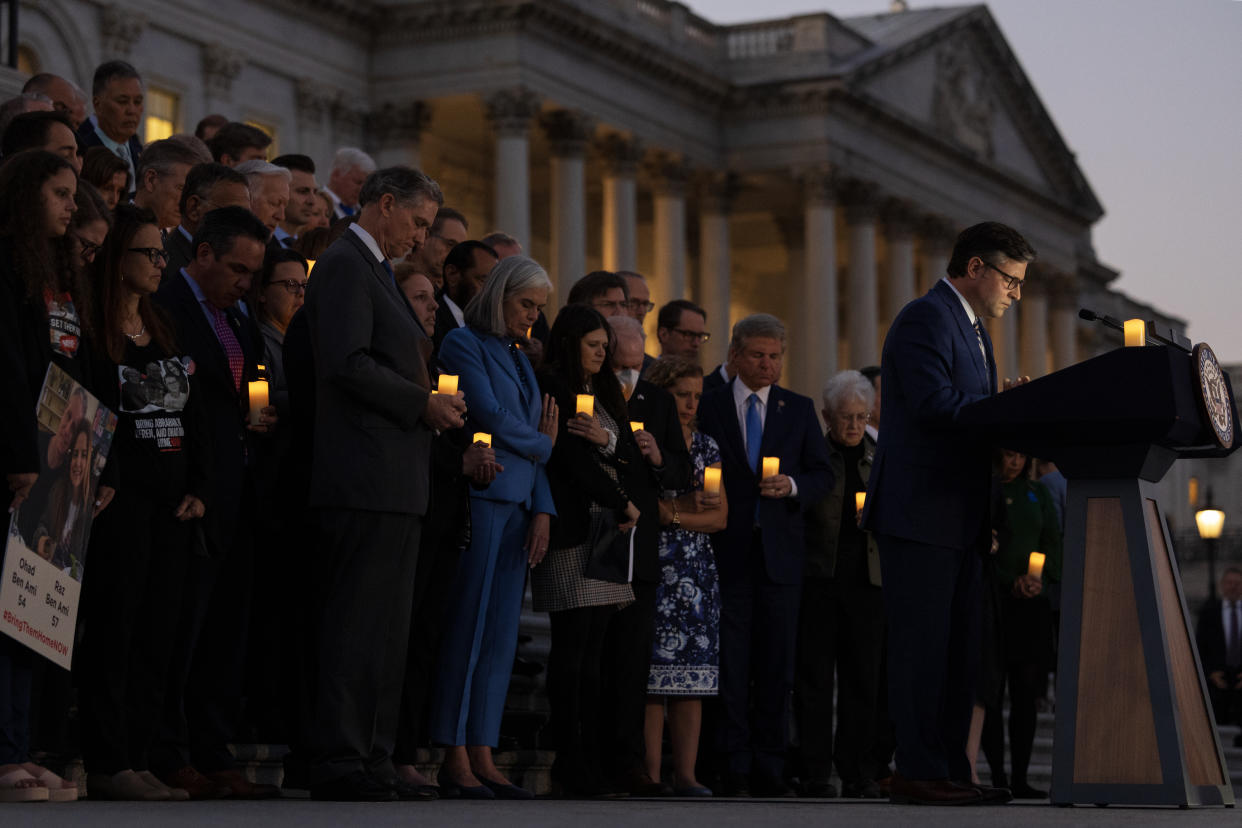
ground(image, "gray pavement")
xmin=6 ymin=797 xmax=1239 ymax=828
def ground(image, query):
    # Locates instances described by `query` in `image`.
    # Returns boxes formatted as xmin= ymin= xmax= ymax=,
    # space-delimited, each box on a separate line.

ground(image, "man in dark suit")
xmin=863 ymin=222 xmax=1035 ymax=806
xmin=76 ymin=60 xmax=145 ymax=194
xmin=599 ymin=316 xmax=690 ymax=794
xmin=302 ymin=166 xmax=465 ymax=801
xmin=702 ymin=360 xmax=731 ymax=393
xmin=697 ymin=313 xmax=833 ymax=797
xmin=164 ymin=163 xmax=250 ymax=278
xmin=1196 ymin=568 xmax=1242 ymax=745
xmin=150 ymin=206 xmax=280 ymax=799
xmin=432 ymin=240 xmax=498 ymax=355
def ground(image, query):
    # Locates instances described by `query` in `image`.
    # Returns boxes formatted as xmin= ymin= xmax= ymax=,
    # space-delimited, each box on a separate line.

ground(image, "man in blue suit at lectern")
xmin=863 ymin=222 xmax=1036 ymax=806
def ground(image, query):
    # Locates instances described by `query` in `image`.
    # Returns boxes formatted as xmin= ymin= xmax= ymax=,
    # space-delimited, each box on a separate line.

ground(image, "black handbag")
xmin=584 ymin=508 xmax=634 ymax=584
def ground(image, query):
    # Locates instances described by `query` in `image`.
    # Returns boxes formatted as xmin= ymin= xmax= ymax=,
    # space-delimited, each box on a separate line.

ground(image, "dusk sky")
xmin=693 ymin=0 xmax=1242 ymax=362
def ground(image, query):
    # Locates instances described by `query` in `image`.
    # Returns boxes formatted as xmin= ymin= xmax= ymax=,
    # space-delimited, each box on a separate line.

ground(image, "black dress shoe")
xmin=311 ymin=771 xmax=398 ymax=802
xmin=841 ymin=779 xmax=881 ymax=799
xmin=716 ymin=771 xmax=751 ymax=797
xmin=889 ymin=774 xmax=982 ymax=806
xmin=381 ymin=776 xmax=439 ymax=801
xmin=436 ymin=770 xmax=495 ymax=800
xmin=800 ymin=779 xmax=839 ymax=797
xmin=480 ymin=778 xmax=534 ymax=799
xmin=622 ymin=769 xmax=673 ymax=797
xmin=751 ymin=774 xmax=796 ymax=798
xmin=1009 ymin=782 xmax=1046 ymax=800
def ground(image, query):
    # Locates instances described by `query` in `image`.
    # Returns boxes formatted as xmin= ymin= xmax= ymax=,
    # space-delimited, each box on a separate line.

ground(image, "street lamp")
xmin=1196 ymin=492 xmax=1225 ymax=600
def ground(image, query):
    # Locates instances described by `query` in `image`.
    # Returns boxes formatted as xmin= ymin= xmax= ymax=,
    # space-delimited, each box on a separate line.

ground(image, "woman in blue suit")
xmin=430 ymin=255 xmax=559 ymax=799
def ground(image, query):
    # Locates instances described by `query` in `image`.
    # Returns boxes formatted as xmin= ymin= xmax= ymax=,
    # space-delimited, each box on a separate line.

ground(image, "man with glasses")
xmin=164 ymin=163 xmax=251 ymax=278
xmin=619 ymin=271 xmax=655 ymax=322
xmin=566 ymin=270 xmax=629 ymax=318
xmin=656 ymin=299 xmax=710 ymax=362
xmin=862 ymin=222 xmax=1035 ymax=806
xmin=412 ymin=206 xmax=468 ymax=292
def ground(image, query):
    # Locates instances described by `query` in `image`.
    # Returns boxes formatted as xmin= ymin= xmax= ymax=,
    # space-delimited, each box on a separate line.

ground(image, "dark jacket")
xmin=624 ymin=379 xmax=690 ymax=583
xmin=804 ymin=433 xmax=880 ymax=585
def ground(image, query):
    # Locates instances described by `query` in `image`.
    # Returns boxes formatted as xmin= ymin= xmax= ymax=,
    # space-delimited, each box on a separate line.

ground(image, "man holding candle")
xmin=151 ymin=205 xmax=281 ymax=799
xmin=862 ymin=222 xmax=1035 ymax=806
xmin=302 ymin=166 xmax=466 ymax=802
xmin=696 ymin=313 xmax=832 ymax=797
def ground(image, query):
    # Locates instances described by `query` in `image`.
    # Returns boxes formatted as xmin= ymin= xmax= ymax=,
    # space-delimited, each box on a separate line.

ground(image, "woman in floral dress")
xmin=643 ymin=356 xmax=728 ymax=796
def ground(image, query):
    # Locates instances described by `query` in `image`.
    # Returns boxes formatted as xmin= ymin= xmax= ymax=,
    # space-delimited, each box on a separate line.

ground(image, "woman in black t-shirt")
xmin=78 ymin=205 xmax=210 ymax=802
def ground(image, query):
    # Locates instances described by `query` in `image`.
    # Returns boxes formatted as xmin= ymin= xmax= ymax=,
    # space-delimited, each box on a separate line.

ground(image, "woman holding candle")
xmin=795 ymin=369 xmax=884 ymax=798
xmin=78 ymin=203 xmax=211 ymax=801
xmin=641 ymin=356 xmax=726 ymax=796
xmin=0 ymin=150 xmax=96 ymax=803
xmin=429 ymin=255 xmax=559 ymax=799
xmin=979 ymin=448 xmax=1061 ymax=799
xmin=533 ymin=303 xmax=641 ymax=798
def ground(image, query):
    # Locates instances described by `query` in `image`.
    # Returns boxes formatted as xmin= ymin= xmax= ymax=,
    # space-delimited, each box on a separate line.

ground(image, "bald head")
xmin=608 ymin=315 xmax=646 ymax=373
xmin=23 ymin=74 xmax=87 ymax=129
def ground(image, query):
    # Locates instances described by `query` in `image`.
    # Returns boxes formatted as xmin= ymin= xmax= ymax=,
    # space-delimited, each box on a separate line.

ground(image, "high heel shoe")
xmin=479 ymin=777 xmax=534 ymax=799
xmin=435 ymin=769 xmax=495 ymax=800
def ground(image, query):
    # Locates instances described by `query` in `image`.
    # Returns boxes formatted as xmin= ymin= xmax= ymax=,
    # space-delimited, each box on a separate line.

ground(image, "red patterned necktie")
xmin=209 ymin=304 xmax=244 ymax=393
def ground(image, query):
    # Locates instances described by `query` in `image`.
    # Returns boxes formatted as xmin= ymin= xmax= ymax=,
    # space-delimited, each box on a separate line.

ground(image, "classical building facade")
xmin=8 ymin=0 xmax=1185 ymax=397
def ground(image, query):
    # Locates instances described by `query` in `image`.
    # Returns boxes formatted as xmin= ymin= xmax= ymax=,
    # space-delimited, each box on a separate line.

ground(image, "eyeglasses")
xmin=74 ymin=234 xmax=103 ymax=260
xmin=626 ymin=299 xmax=655 ymax=314
xmin=669 ymin=328 xmax=711 ymax=343
xmin=592 ymin=299 xmax=626 ymax=313
xmin=833 ymin=412 xmax=871 ymax=425
xmin=270 ymin=279 xmax=309 ymax=295
xmin=128 ymin=247 xmax=168 ymax=265
xmin=979 ymin=260 xmax=1025 ymax=291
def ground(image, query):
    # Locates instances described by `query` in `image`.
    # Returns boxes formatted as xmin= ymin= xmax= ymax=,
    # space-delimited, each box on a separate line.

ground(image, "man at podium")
xmin=863 ymin=222 xmax=1036 ymax=806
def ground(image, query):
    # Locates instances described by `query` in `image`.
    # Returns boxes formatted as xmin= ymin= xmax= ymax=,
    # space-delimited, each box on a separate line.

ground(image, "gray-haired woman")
xmin=428 ymin=255 xmax=559 ymax=799
xmin=795 ymin=369 xmax=884 ymax=798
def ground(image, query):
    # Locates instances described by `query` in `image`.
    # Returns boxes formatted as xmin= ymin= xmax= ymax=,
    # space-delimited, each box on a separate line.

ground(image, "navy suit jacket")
xmin=76 ymin=121 xmax=142 ymax=189
xmin=864 ymin=278 xmax=996 ymax=550
xmin=698 ymin=380 xmax=833 ymax=585
xmin=438 ymin=325 xmax=555 ymax=514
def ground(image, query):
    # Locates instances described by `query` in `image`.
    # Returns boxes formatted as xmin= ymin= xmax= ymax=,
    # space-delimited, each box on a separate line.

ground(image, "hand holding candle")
xmin=1028 ymin=551 xmax=1045 ymax=579
xmin=761 ymin=456 xmax=780 ymax=479
xmin=629 ymin=421 xmax=644 ymax=433
xmin=576 ymin=394 xmax=594 ymax=417
xmin=473 ymin=432 xmax=492 ymax=447
xmin=248 ymin=376 xmax=269 ymax=426
xmin=436 ymin=374 xmax=459 ymax=395
xmin=703 ymin=467 xmax=722 ymax=495
xmin=855 ymin=491 xmax=866 ymax=515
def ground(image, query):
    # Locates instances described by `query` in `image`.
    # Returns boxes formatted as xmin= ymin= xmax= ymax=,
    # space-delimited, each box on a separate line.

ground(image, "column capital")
xmin=100 ymin=4 xmax=147 ymax=58
xmin=796 ymin=165 xmax=840 ymax=206
xmin=840 ymin=179 xmax=881 ymax=224
xmin=540 ymin=109 xmax=595 ymax=158
xmin=485 ymin=87 xmax=541 ymax=137
xmin=366 ymin=101 xmax=432 ymax=148
xmin=880 ymin=197 xmax=919 ymax=239
xmin=645 ymin=151 xmax=692 ymax=197
xmin=202 ymin=43 xmax=245 ymax=101
xmin=295 ymin=79 xmax=335 ymax=128
xmin=596 ymin=133 xmax=645 ymax=176
xmin=698 ymin=170 xmax=740 ymax=214
xmin=918 ymin=213 xmax=958 ymax=252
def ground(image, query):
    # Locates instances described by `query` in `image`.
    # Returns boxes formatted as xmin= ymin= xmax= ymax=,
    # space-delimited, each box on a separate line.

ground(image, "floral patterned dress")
xmin=647 ymin=430 xmax=721 ymax=696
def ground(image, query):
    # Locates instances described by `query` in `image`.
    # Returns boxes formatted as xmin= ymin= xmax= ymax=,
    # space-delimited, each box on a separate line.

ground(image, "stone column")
xmin=541 ymin=109 xmax=594 ymax=296
xmin=646 ymin=152 xmax=691 ymax=313
xmin=881 ymin=198 xmax=917 ymax=335
xmin=988 ymin=312 xmax=1020 ymax=386
xmin=1048 ymin=273 xmax=1079 ymax=370
xmin=843 ymin=180 xmax=880 ymax=368
xmin=367 ymin=101 xmax=432 ymax=169
xmin=698 ymin=171 xmax=737 ymax=367
xmin=918 ymin=215 xmax=955 ymax=295
xmin=598 ymin=133 xmax=643 ymax=273
xmin=296 ymin=79 xmax=335 ymax=173
xmin=800 ymin=167 xmax=839 ymax=392
xmin=485 ymin=88 xmax=540 ymax=249
xmin=201 ymin=43 xmax=244 ymax=118
xmin=1019 ymin=279 xmax=1049 ymax=378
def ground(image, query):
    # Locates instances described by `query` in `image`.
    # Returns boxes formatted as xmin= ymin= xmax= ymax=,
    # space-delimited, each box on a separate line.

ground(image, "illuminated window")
xmin=245 ymin=120 xmax=278 ymax=157
xmin=17 ymin=45 xmax=40 ymax=75
xmin=144 ymin=88 xmax=179 ymax=143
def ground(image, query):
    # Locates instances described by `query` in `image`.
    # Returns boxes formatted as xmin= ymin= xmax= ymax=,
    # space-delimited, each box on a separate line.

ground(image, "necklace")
xmin=123 ymin=321 xmax=146 ymax=341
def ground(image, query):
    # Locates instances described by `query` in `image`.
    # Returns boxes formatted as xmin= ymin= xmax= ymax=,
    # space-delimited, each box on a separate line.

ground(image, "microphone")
xmin=1078 ymin=308 xmax=1126 ymax=334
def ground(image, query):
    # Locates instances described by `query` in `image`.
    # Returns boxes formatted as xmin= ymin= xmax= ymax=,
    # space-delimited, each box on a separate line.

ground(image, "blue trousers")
xmin=430 ymin=499 xmax=530 ymax=747
xmin=0 ymin=636 xmax=33 ymax=764
xmin=877 ymin=533 xmax=981 ymax=782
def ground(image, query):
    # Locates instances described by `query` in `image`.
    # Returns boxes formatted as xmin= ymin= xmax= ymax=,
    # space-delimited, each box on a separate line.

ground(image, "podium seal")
xmin=1193 ymin=342 xmax=1233 ymax=449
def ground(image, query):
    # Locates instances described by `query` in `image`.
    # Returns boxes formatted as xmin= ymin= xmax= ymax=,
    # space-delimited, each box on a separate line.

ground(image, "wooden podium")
xmin=961 ymin=343 xmax=1237 ymax=807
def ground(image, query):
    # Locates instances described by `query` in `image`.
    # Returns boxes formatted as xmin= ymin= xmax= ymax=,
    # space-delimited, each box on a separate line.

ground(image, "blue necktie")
xmin=382 ymin=259 xmax=396 ymax=289
xmin=745 ymin=392 xmax=762 ymax=474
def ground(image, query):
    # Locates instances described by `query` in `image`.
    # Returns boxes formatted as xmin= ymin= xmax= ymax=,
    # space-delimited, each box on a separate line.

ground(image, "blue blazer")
xmin=863 ymin=278 xmax=996 ymax=549
xmin=439 ymin=326 xmax=555 ymax=515
xmin=698 ymin=380 xmax=833 ymax=585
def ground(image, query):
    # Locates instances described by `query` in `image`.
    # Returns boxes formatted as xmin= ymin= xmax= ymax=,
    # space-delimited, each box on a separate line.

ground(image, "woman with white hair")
xmin=428 ymin=255 xmax=559 ymax=799
xmin=794 ymin=369 xmax=885 ymax=799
